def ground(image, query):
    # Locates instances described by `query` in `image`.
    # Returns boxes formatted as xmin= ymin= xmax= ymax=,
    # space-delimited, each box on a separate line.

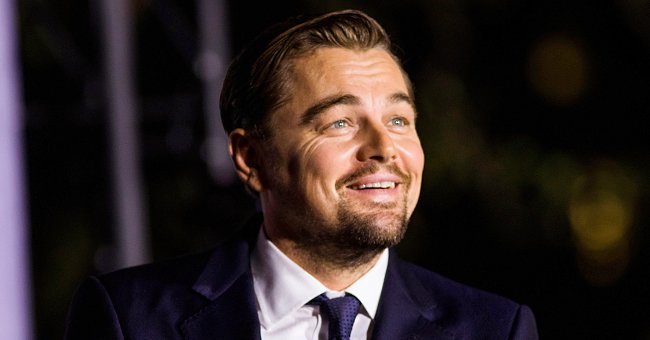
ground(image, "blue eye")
xmin=331 ymin=120 xmax=348 ymax=129
xmin=390 ymin=117 xmax=406 ymax=126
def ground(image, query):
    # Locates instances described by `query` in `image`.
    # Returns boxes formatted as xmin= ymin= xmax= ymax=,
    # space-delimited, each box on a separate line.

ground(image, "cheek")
xmin=397 ymin=138 xmax=425 ymax=175
xmin=397 ymin=139 xmax=425 ymax=210
xmin=288 ymin=140 xmax=357 ymax=199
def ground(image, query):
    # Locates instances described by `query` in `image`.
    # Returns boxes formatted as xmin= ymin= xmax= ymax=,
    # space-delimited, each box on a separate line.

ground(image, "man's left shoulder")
xmin=400 ymin=259 xmax=515 ymax=308
xmin=391 ymin=256 xmax=539 ymax=339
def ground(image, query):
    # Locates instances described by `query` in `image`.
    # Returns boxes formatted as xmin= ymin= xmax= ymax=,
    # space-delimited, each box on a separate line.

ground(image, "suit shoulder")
xmin=67 ymin=248 xmax=224 ymax=339
xmin=401 ymin=260 xmax=520 ymax=308
xmin=96 ymin=248 xmax=213 ymax=290
xmin=381 ymin=254 xmax=538 ymax=338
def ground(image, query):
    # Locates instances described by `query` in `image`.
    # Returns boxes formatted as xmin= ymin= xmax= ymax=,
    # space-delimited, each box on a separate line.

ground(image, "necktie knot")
xmin=310 ymin=293 xmax=360 ymax=340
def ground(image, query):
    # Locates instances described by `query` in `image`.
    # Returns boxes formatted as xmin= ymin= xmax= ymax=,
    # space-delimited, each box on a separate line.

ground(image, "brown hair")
xmin=219 ymin=9 xmax=408 ymax=138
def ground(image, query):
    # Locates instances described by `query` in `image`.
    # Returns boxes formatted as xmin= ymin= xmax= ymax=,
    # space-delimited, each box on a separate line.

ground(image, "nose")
xmin=356 ymin=122 xmax=397 ymax=162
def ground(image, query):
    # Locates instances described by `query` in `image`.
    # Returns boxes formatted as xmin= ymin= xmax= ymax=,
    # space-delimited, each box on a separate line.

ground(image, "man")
xmin=66 ymin=10 xmax=538 ymax=339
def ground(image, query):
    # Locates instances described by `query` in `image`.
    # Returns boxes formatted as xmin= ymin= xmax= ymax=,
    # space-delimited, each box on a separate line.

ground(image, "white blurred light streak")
xmin=99 ymin=0 xmax=151 ymax=268
xmin=0 ymin=0 xmax=34 ymax=338
xmin=197 ymin=0 xmax=235 ymax=185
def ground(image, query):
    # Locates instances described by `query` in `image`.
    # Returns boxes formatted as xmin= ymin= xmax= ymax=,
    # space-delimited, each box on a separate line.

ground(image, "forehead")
xmin=288 ymin=47 xmax=409 ymax=91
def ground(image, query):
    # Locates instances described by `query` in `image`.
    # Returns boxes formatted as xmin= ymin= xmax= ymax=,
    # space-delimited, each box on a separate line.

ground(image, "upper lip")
xmin=346 ymin=174 xmax=402 ymax=189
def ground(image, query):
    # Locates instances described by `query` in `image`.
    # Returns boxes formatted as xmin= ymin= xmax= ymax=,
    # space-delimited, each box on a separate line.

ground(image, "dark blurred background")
xmin=18 ymin=0 xmax=650 ymax=338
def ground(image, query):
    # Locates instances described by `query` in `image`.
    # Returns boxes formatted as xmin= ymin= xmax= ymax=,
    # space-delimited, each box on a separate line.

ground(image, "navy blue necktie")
xmin=310 ymin=293 xmax=360 ymax=340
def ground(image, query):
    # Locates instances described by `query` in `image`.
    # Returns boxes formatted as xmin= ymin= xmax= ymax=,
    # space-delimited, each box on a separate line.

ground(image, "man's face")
xmin=258 ymin=47 xmax=424 ymax=257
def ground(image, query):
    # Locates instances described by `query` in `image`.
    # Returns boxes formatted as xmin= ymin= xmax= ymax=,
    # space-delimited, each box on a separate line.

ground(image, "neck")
xmin=269 ymin=235 xmax=384 ymax=291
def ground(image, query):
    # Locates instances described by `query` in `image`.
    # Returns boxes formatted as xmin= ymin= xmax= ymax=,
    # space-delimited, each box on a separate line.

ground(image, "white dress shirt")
xmin=250 ymin=227 xmax=389 ymax=340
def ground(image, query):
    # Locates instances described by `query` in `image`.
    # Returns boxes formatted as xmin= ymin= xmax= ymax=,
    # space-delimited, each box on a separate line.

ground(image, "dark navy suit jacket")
xmin=65 ymin=225 xmax=538 ymax=339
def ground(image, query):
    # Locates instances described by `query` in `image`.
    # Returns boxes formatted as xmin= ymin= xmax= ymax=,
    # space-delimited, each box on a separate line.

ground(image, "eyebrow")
xmin=299 ymin=91 xmax=416 ymax=125
xmin=389 ymin=92 xmax=417 ymax=115
xmin=300 ymin=94 xmax=360 ymax=125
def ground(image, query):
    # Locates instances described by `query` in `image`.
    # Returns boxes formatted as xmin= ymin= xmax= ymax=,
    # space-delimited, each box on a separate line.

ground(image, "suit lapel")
xmin=181 ymin=225 xmax=262 ymax=340
xmin=177 ymin=219 xmax=452 ymax=340
xmin=372 ymin=250 xmax=454 ymax=340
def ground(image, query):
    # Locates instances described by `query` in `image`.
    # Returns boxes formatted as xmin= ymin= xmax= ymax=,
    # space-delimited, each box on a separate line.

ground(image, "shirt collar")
xmin=344 ymin=247 xmax=388 ymax=318
xmin=250 ymin=227 xmax=389 ymax=330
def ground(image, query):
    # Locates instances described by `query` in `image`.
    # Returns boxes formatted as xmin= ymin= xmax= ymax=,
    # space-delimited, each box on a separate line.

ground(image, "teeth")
xmin=351 ymin=181 xmax=396 ymax=189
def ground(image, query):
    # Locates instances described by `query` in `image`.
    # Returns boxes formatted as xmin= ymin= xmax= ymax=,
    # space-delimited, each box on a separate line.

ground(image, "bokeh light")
xmin=527 ymin=34 xmax=590 ymax=106
xmin=568 ymin=161 xmax=638 ymax=286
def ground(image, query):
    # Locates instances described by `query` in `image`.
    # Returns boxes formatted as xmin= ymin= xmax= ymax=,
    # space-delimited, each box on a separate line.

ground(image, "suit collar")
xmin=372 ymin=249 xmax=454 ymax=340
xmin=190 ymin=213 xmax=262 ymax=300
xmin=178 ymin=215 xmax=454 ymax=340
xmin=181 ymin=215 xmax=262 ymax=340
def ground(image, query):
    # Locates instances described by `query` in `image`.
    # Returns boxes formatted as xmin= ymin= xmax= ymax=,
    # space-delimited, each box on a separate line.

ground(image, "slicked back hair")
xmin=219 ymin=9 xmax=410 ymax=138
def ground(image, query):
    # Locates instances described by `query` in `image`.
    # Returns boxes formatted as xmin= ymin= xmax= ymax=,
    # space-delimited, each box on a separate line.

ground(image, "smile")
xmin=349 ymin=181 xmax=396 ymax=190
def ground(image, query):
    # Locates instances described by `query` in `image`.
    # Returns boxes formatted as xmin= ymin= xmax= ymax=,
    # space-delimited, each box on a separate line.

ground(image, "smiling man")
xmin=236 ymin=46 xmax=424 ymax=288
xmin=66 ymin=10 xmax=538 ymax=340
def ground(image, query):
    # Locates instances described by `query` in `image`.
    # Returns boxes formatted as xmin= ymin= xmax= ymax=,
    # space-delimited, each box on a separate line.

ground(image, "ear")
xmin=228 ymin=128 xmax=264 ymax=193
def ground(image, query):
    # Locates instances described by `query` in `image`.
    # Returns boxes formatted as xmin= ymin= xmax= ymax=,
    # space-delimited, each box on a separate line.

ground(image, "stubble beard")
xmin=286 ymin=197 xmax=410 ymax=270
xmin=327 ymin=196 xmax=409 ymax=267
xmin=260 ymin=139 xmax=413 ymax=270
xmin=287 ymin=169 xmax=412 ymax=270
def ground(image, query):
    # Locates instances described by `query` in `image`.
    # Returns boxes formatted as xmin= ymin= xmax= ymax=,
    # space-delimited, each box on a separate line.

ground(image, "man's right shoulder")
xmin=95 ymin=248 xmax=214 ymax=290
xmin=65 ymin=241 xmax=252 ymax=340
xmin=95 ymin=220 xmax=259 ymax=294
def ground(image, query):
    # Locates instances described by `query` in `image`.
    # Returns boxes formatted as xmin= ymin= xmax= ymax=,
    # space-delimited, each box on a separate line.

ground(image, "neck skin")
xmin=263 ymin=224 xmax=383 ymax=291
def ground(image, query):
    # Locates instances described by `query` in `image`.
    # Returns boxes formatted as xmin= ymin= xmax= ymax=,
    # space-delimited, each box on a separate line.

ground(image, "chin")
xmin=338 ymin=205 xmax=409 ymax=250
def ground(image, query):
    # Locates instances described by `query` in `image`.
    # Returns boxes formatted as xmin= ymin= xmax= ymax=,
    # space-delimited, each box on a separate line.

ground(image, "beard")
xmin=326 ymin=196 xmax=409 ymax=266
xmin=271 ymin=162 xmax=412 ymax=269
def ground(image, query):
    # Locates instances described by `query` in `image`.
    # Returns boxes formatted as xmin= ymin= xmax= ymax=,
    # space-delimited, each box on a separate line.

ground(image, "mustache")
xmin=335 ymin=162 xmax=411 ymax=190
